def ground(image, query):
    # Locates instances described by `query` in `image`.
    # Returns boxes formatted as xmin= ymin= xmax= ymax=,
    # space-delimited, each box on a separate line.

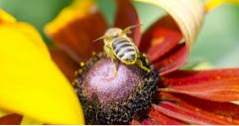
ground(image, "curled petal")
xmin=161 ymin=69 xmax=239 ymax=102
xmin=140 ymin=16 xmax=182 ymax=63
xmin=0 ymin=10 xmax=84 ymax=124
xmin=45 ymin=0 xmax=107 ymax=62
xmin=154 ymin=43 xmax=188 ymax=75
xmin=114 ymin=0 xmax=141 ymax=45
xmin=134 ymin=0 xmax=204 ymax=49
xmin=50 ymin=47 xmax=79 ymax=82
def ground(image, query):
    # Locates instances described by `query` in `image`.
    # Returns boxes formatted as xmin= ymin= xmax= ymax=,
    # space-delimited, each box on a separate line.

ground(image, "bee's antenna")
xmin=93 ymin=35 xmax=106 ymax=42
xmin=123 ymin=24 xmax=142 ymax=34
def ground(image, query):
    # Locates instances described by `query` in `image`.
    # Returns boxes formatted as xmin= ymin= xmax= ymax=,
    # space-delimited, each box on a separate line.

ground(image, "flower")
xmin=0 ymin=0 xmax=239 ymax=125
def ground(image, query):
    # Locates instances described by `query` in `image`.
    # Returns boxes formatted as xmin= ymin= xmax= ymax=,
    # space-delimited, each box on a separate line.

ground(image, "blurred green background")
xmin=0 ymin=0 xmax=239 ymax=68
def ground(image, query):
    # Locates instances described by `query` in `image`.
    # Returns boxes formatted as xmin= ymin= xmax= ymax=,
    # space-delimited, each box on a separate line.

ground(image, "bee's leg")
xmin=113 ymin=60 xmax=119 ymax=77
xmin=104 ymin=44 xmax=119 ymax=76
xmin=136 ymin=54 xmax=151 ymax=73
xmin=136 ymin=60 xmax=150 ymax=73
xmin=110 ymin=58 xmax=118 ymax=77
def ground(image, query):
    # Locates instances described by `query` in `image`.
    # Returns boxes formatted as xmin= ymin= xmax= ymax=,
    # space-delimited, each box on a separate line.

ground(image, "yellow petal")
xmin=0 ymin=10 xmax=16 ymax=23
xmin=205 ymin=0 xmax=239 ymax=12
xmin=0 ymin=9 xmax=84 ymax=124
xmin=45 ymin=0 xmax=96 ymax=36
xmin=0 ymin=9 xmax=49 ymax=57
xmin=21 ymin=116 xmax=43 ymax=125
xmin=16 ymin=22 xmax=50 ymax=58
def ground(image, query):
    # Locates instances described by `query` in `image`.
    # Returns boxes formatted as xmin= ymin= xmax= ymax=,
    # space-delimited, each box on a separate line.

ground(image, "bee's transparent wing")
xmin=123 ymin=24 xmax=142 ymax=35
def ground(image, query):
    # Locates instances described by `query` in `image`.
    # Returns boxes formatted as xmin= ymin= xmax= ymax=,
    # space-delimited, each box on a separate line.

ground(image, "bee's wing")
xmin=122 ymin=24 xmax=142 ymax=34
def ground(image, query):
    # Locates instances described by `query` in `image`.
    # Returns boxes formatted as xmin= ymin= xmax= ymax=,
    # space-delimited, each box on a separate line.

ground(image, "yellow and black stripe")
xmin=112 ymin=37 xmax=137 ymax=64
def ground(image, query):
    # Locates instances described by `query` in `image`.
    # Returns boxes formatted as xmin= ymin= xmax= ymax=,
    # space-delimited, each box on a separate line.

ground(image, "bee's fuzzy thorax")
xmin=74 ymin=52 xmax=158 ymax=124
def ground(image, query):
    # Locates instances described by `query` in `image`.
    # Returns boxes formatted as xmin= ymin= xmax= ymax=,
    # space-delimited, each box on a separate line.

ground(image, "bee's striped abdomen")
xmin=112 ymin=37 xmax=137 ymax=64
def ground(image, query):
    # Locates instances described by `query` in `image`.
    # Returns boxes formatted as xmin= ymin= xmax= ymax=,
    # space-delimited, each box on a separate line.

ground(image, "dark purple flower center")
xmin=81 ymin=58 xmax=144 ymax=105
xmin=74 ymin=53 xmax=158 ymax=124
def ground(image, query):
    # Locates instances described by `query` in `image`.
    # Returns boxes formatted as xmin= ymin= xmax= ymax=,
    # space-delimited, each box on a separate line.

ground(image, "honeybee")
xmin=95 ymin=25 xmax=150 ymax=74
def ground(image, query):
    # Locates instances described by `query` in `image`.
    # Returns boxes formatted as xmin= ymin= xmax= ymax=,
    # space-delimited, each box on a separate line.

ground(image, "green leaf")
xmin=189 ymin=4 xmax=239 ymax=67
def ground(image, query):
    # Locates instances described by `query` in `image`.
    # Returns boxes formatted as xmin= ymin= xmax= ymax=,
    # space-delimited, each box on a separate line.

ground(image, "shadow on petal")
xmin=45 ymin=0 xmax=107 ymax=62
xmin=114 ymin=0 xmax=141 ymax=44
xmin=0 ymin=114 xmax=22 ymax=125
xmin=50 ymin=47 xmax=80 ymax=82
xmin=161 ymin=69 xmax=239 ymax=102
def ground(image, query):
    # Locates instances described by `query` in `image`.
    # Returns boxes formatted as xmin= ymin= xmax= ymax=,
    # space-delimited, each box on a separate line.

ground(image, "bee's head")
xmin=94 ymin=25 xmax=140 ymax=43
xmin=104 ymin=27 xmax=123 ymax=39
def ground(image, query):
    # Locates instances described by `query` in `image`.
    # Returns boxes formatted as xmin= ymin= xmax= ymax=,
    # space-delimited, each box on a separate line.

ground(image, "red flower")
xmin=45 ymin=0 xmax=239 ymax=124
xmin=1 ymin=0 xmax=239 ymax=124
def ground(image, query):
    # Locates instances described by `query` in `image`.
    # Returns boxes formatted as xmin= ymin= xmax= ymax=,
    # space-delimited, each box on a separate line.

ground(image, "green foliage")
xmin=95 ymin=0 xmax=116 ymax=26
xmin=189 ymin=5 xmax=239 ymax=68
xmin=133 ymin=1 xmax=166 ymax=32
xmin=0 ymin=0 xmax=72 ymax=43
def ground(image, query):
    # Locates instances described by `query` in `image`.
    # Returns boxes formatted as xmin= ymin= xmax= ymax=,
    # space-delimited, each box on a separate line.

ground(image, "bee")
xmin=95 ymin=25 xmax=150 ymax=74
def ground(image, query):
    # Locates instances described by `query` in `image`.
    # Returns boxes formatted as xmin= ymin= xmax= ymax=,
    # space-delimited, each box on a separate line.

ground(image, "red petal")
xmin=146 ymin=28 xmax=182 ymax=63
xmin=114 ymin=0 xmax=141 ymax=45
xmin=161 ymin=69 xmax=239 ymax=102
xmin=46 ymin=1 xmax=107 ymax=62
xmin=160 ymin=92 xmax=239 ymax=122
xmin=153 ymin=101 xmax=239 ymax=124
xmin=49 ymin=47 xmax=79 ymax=82
xmin=0 ymin=114 xmax=22 ymax=125
xmin=152 ymin=101 xmax=238 ymax=125
xmin=148 ymin=107 xmax=185 ymax=125
xmin=154 ymin=43 xmax=188 ymax=75
xmin=140 ymin=16 xmax=182 ymax=62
